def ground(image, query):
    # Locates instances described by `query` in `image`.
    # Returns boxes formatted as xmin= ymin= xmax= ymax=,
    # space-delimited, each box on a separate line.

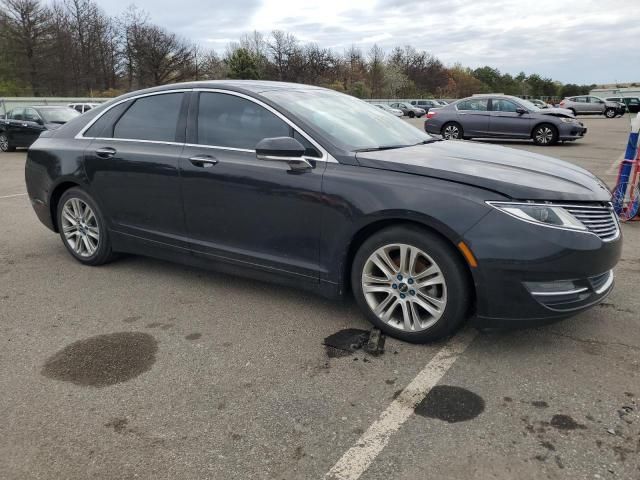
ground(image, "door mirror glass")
xmin=255 ymin=137 xmax=311 ymax=171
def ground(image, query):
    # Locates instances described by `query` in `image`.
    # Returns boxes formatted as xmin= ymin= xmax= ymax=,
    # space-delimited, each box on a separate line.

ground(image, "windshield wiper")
xmin=353 ymin=144 xmax=411 ymax=152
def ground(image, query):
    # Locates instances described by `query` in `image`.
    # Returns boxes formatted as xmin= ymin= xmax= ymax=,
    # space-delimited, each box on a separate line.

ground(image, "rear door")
xmin=179 ymin=90 xmax=327 ymax=281
xmin=83 ymin=91 xmax=189 ymax=248
xmin=22 ymin=108 xmax=46 ymax=146
xmin=455 ymin=98 xmax=490 ymax=136
xmin=588 ymin=96 xmax=605 ymax=114
xmin=572 ymin=97 xmax=588 ymax=114
xmin=488 ymin=98 xmax=532 ymax=138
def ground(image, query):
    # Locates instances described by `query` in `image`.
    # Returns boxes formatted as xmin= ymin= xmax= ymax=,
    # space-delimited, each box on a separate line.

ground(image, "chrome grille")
xmin=564 ymin=204 xmax=619 ymax=241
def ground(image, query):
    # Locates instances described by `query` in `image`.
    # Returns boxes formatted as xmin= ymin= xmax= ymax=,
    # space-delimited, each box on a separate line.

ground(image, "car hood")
xmin=538 ymin=107 xmax=575 ymax=117
xmin=355 ymin=141 xmax=611 ymax=201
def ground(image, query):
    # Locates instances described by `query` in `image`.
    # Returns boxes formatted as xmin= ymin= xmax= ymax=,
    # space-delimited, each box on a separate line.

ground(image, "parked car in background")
xmin=559 ymin=96 xmax=622 ymax=118
xmin=389 ymin=102 xmax=425 ymax=118
xmin=410 ymin=99 xmax=441 ymax=113
xmin=434 ymin=99 xmax=449 ymax=106
xmin=424 ymin=94 xmax=586 ymax=145
xmin=0 ymin=106 xmax=80 ymax=152
xmin=24 ymin=80 xmax=620 ymax=343
xmin=68 ymin=103 xmax=100 ymax=114
xmin=605 ymin=96 xmax=640 ymax=113
xmin=373 ymin=103 xmax=404 ymax=117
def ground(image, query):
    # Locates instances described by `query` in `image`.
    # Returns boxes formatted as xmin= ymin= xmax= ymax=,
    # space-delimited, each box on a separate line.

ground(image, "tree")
xmin=368 ymin=44 xmax=385 ymax=98
xmin=226 ymin=48 xmax=259 ymax=79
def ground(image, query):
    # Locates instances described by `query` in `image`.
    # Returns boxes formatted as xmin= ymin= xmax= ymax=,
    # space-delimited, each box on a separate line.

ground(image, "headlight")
xmin=560 ymin=118 xmax=578 ymax=124
xmin=487 ymin=202 xmax=587 ymax=231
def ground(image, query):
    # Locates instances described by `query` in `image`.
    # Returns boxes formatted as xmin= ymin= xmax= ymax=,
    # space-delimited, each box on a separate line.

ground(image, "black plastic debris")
xmin=323 ymin=328 xmax=385 ymax=357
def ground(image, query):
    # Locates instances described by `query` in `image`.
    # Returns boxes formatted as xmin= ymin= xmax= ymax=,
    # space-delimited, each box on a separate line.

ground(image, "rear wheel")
xmin=532 ymin=124 xmax=558 ymax=146
xmin=351 ymin=226 xmax=471 ymax=343
xmin=568 ymin=108 xmax=576 ymax=116
xmin=408 ymin=111 xmax=415 ymax=118
xmin=0 ymin=133 xmax=15 ymax=152
xmin=441 ymin=122 xmax=463 ymax=140
xmin=604 ymin=108 xmax=616 ymax=118
xmin=57 ymin=187 xmax=115 ymax=266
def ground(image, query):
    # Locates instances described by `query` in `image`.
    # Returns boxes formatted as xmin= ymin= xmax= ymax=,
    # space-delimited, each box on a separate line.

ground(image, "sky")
xmin=95 ymin=0 xmax=640 ymax=84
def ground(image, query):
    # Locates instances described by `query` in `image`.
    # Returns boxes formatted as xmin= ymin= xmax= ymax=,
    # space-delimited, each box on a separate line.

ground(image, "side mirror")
xmin=516 ymin=107 xmax=527 ymax=115
xmin=255 ymin=137 xmax=311 ymax=171
xmin=36 ymin=118 xmax=44 ymax=125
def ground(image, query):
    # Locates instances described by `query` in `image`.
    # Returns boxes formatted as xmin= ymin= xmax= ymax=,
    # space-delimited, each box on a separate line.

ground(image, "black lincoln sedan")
xmin=1 ymin=106 xmax=80 ymax=151
xmin=25 ymin=81 xmax=621 ymax=343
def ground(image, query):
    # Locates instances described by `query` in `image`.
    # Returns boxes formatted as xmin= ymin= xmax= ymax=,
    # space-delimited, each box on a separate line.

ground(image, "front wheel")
xmin=57 ymin=187 xmax=115 ymax=266
xmin=0 ymin=133 xmax=15 ymax=152
xmin=408 ymin=111 xmax=415 ymax=118
xmin=532 ymin=124 xmax=558 ymax=146
xmin=604 ymin=108 xmax=616 ymax=118
xmin=351 ymin=226 xmax=471 ymax=343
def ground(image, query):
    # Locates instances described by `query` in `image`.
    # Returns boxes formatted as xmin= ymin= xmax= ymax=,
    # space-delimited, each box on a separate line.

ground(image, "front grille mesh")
xmin=564 ymin=204 xmax=619 ymax=241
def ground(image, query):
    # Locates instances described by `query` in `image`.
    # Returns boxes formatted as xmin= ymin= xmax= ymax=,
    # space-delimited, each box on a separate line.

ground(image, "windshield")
xmin=518 ymin=99 xmax=541 ymax=112
xmin=38 ymin=107 xmax=80 ymax=124
xmin=263 ymin=89 xmax=431 ymax=151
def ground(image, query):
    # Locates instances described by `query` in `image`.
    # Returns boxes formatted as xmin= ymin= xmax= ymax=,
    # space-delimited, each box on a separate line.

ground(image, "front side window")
xmin=491 ymin=99 xmax=519 ymax=112
xmin=10 ymin=108 xmax=24 ymax=120
xmin=24 ymin=108 xmax=41 ymax=122
xmin=113 ymin=93 xmax=183 ymax=142
xmin=457 ymin=99 xmax=489 ymax=111
xmin=197 ymin=92 xmax=289 ymax=150
xmin=262 ymin=89 xmax=432 ymax=151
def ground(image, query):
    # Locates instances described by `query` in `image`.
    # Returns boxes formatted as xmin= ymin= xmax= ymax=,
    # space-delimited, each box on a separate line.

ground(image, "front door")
xmin=180 ymin=91 xmax=327 ymax=281
xmin=84 ymin=91 xmax=188 ymax=247
xmin=488 ymin=99 xmax=533 ymax=138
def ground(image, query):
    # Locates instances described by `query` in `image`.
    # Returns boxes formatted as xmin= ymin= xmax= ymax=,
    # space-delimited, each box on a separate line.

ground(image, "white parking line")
xmin=0 ymin=193 xmax=27 ymax=199
xmin=324 ymin=329 xmax=478 ymax=480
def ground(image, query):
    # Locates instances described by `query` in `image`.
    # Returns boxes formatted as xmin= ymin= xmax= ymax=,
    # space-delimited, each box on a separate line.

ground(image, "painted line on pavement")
xmin=0 ymin=193 xmax=27 ymax=199
xmin=324 ymin=328 xmax=478 ymax=480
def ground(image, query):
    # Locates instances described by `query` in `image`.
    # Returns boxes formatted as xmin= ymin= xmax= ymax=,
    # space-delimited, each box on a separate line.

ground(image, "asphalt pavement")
xmin=1 ymin=116 xmax=638 ymax=479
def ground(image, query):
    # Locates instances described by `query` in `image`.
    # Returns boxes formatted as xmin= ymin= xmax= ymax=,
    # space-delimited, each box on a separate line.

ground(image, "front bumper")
xmin=464 ymin=209 xmax=622 ymax=328
xmin=558 ymin=122 xmax=587 ymax=141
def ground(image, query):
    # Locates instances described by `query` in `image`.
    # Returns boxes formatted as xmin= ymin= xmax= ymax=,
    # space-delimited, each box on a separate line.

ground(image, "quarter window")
xmin=113 ymin=93 xmax=184 ymax=142
xmin=84 ymin=101 xmax=132 ymax=138
xmin=197 ymin=92 xmax=289 ymax=150
xmin=457 ymin=99 xmax=489 ymax=111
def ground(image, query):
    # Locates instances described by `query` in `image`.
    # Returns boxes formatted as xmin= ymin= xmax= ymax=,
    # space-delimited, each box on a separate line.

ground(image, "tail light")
xmin=559 ymin=101 xmax=565 ymax=106
xmin=427 ymin=111 xmax=437 ymax=119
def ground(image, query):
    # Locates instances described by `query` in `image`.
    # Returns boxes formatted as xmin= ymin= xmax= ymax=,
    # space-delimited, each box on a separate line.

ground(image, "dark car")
xmin=605 ymin=97 xmax=640 ymax=114
xmin=25 ymin=81 xmax=621 ymax=343
xmin=0 ymin=106 xmax=80 ymax=152
xmin=389 ymin=102 xmax=425 ymax=118
xmin=410 ymin=99 xmax=441 ymax=113
xmin=425 ymin=94 xmax=587 ymax=145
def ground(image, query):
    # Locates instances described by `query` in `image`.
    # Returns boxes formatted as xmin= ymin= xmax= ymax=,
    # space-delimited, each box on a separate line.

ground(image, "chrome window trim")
xmin=76 ymin=87 xmax=337 ymax=163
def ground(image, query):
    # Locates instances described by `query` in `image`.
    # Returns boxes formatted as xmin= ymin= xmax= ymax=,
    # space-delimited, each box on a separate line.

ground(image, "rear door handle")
xmin=95 ymin=147 xmax=117 ymax=159
xmin=189 ymin=155 xmax=218 ymax=168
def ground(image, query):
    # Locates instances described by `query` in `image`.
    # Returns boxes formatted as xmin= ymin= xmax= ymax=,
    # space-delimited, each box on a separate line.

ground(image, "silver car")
xmin=424 ymin=94 xmax=587 ymax=146
xmin=373 ymin=104 xmax=404 ymax=117
xmin=559 ymin=95 xmax=622 ymax=118
xmin=389 ymin=102 xmax=425 ymax=118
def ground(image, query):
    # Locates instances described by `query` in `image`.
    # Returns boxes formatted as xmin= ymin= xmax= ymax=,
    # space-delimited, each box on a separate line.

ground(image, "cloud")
xmin=87 ymin=0 xmax=640 ymax=83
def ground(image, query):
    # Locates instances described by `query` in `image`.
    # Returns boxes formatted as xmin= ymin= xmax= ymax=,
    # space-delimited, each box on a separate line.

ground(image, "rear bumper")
xmin=463 ymin=209 xmax=622 ymax=327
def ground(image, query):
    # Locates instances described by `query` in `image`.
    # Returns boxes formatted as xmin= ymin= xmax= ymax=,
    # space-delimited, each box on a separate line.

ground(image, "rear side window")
xmin=457 ymin=99 xmax=489 ymax=111
xmin=197 ymin=92 xmax=289 ymax=149
xmin=113 ymin=93 xmax=183 ymax=142
xmin=84 ymin=101 xmax=132 ymax=138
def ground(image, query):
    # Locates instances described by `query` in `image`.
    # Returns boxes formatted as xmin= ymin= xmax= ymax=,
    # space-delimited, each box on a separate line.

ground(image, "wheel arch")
xmin=49 ymin=180 xmax=84 ymax=232
xmin=342 ymin=217 xmax=476 ymax=310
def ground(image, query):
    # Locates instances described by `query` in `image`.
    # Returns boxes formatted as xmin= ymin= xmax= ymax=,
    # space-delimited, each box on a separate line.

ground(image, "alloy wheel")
xmin=605 ymin=109 xmax=615 ymax=118
xmin=0 ymin=134 xmax=8 ymax=152
xmin=61 ymin=198 xmax=100 ymax=257
xmin=361 ymin=243 xmax=447 ymax=332
xmin=535 ymin=127 xmax=554 ymax=144
xmin=443 ymin=125 xmax=460 ymax=139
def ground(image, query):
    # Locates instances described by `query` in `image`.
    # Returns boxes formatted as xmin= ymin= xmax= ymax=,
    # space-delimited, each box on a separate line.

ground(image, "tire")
xmin=408 ymin=111 xmax=415 ymax=118
xmin=0 ymin=133 xmax=15 ymax=152
xmin=351 ymin=225 xmax=471 ymax=343
xmin=604 ymin=108 xmax=616 ymax=118
xmin=441 ymin=122 xmax=464 ymax=140
xmin=532 ymin=123 xmax=558 ymax=146
xmin=56 ymin=187 xmax=115 ymax=266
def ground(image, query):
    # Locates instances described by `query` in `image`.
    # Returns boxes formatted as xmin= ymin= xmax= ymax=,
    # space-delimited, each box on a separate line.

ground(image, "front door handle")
xmin=189 ymin=155 xmax=218 ymax=168
xmin=95 ymin=147 xmax=117 ymax=158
